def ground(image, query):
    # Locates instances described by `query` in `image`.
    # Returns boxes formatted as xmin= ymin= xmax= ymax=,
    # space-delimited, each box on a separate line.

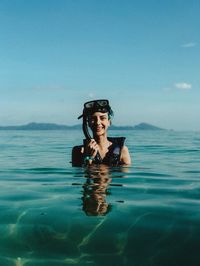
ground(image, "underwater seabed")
xmin=1 ymin=165 xmax=200 ymax=266
xmin=1 ymin=208 xmax=200 ymax=266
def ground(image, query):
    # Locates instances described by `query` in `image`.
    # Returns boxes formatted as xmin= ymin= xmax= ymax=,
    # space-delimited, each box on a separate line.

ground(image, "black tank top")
xmin=84 ymin=137 xmax=125 ymax=166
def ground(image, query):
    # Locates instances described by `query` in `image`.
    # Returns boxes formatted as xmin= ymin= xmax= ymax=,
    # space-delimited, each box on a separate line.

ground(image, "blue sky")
xmin=0 ymin=0 xmax=199 ymax=130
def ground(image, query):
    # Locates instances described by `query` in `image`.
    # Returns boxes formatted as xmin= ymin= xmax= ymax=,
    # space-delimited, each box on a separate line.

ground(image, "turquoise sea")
xmin=0 ymin=129 xmax=200 ymax=266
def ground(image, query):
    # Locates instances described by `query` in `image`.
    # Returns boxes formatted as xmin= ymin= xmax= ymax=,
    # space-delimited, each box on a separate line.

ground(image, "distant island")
xmin=112 ymin=122 xmax=165 ymax=130
xmin=131 ymin=122 xmax=165 ymax=130
xmin=0 ymin=122 xmax=166 ymax=130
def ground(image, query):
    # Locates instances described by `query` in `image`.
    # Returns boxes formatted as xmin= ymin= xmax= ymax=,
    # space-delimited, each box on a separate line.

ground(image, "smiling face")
xmin=88 ymin=112 xmax=111 ymax=137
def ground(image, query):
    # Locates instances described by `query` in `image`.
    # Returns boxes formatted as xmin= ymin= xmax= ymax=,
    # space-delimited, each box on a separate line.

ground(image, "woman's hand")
xmin=85 ymin=139 xmax=99 ymax=159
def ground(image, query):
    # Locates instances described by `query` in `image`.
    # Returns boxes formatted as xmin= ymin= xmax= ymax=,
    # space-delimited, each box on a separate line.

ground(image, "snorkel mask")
xmin=78 ymin=99 xmax=113 ymax=140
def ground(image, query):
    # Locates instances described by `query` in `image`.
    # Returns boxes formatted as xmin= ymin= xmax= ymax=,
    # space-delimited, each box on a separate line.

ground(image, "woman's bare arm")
xmin=120 ymin=146 xmax=131 ymax=165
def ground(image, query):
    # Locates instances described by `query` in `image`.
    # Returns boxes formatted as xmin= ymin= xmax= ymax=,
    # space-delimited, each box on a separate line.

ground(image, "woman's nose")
xmin=96 ymin=117 xmax=101 ymax=124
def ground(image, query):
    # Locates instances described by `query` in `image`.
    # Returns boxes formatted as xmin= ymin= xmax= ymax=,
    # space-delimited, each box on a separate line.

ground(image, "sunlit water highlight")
xmin=0 ymin=130 xmax=200 ymax=266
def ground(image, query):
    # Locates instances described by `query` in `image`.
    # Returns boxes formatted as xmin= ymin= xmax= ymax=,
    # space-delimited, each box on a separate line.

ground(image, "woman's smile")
xmin=94 ymin=126 xmax=104 ymax=133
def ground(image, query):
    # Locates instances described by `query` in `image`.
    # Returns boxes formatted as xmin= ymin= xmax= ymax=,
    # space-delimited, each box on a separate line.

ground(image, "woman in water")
xmin=72 ymin=99 xmax=131 ymax=166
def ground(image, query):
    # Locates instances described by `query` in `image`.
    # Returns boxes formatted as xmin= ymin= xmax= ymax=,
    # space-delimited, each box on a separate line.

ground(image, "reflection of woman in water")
xmin=72 ymin=99 xmax=131 ymax=166
xmin=82 ymin=164 xmax=112 ymax=216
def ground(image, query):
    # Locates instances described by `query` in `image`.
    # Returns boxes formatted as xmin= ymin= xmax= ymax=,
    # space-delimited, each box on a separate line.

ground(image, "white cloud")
xmin=181 ymin=42 xmax=197 ymax=48
xmin=174 ymin=82 xmax=192 ymax=90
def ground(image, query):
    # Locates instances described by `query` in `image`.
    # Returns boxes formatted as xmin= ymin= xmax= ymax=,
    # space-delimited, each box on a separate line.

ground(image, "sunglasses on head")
xmin=78 ymin=99 xmax=111 ymax=119
xmin=84 ymin=99 xmax=109 ymax=110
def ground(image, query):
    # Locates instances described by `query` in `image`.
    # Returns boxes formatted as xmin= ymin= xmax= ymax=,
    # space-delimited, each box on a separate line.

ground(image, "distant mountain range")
xmin=0 ymin=122 xmax=166 ymax=130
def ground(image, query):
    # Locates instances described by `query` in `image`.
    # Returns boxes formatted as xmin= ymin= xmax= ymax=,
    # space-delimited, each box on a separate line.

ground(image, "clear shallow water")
xmin=0 ymin=129 xmax=200 ymax=266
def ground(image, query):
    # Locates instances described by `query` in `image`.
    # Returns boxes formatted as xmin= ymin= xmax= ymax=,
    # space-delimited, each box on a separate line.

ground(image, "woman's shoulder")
xmin=108 ymin=137 xmax=126 ymax=148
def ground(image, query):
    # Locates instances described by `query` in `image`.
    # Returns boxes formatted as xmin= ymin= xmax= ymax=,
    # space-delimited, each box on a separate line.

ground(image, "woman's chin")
xmin=94 ymin=130 xmax=104 ymax=137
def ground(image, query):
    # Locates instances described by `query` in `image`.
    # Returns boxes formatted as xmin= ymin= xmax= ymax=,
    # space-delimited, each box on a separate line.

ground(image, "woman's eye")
xmin=90 ymin=116 xmax=107 ymax=123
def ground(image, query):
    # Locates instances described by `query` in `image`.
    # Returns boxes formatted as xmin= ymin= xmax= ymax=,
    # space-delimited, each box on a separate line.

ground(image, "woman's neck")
xmin=94 ymin=134 xmax=110 ymax=149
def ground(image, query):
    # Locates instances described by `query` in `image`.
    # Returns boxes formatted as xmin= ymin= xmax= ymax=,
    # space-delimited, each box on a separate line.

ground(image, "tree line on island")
xmin=0 ymin=122 xmax=167 ymax=130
